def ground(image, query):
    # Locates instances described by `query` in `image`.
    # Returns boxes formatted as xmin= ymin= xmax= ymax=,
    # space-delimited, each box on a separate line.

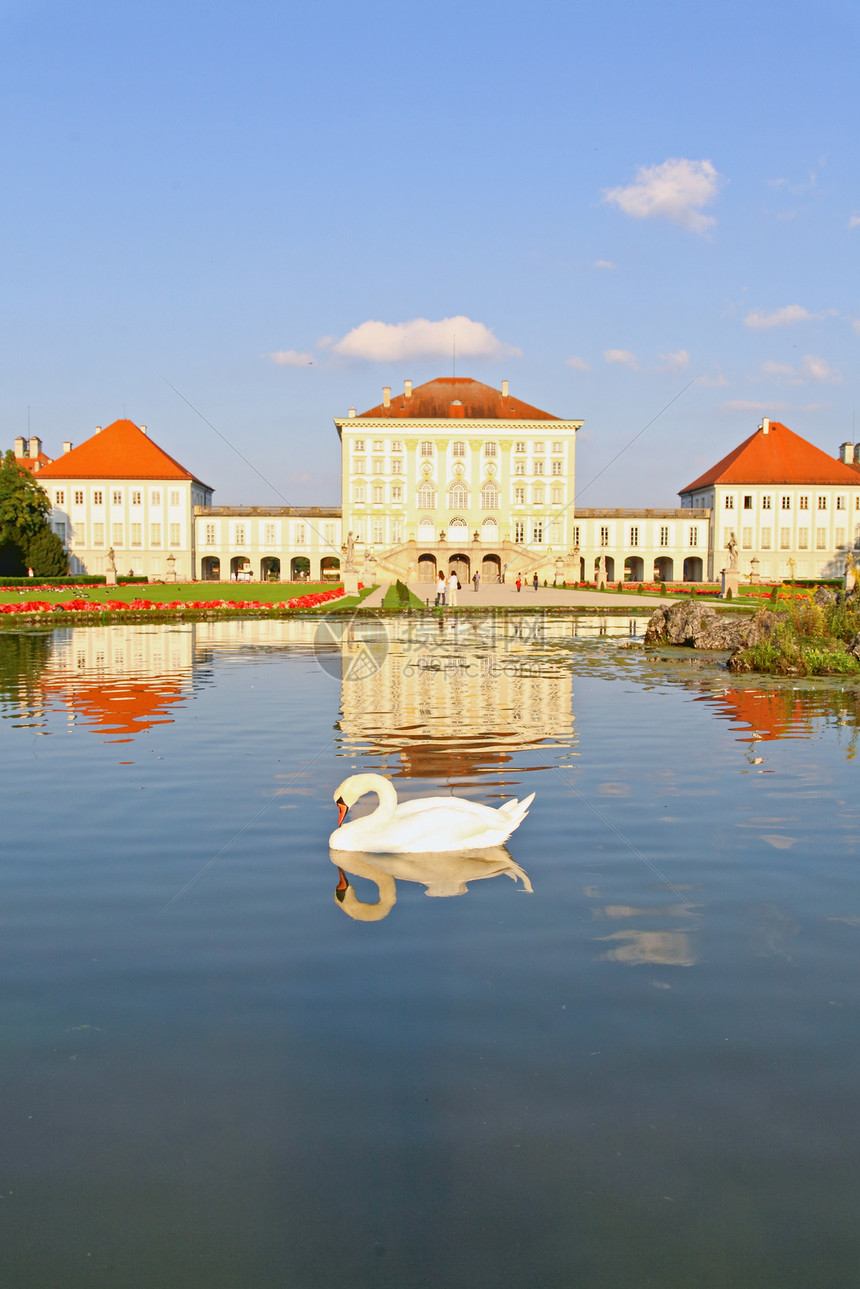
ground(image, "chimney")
xmin=501 ymin=380 xmax=509 ymax=398
xmin=28 ymin=436 xmax=41 ymax=459
xmin=383 ymin=386 xmax=391 ymax=408
xmin=140 ymin=424 xmax=147 ymax=436
xmin=95 ymin=425 xmax=102 ymax=434
xmin=404 ymin=379 xmax=412 ymax=399
xmin=760 ymin=418 xmax=770 ymax=435
xmin=855 ymin=446 xmax=860 ymax=466
xmin=62 ymin=441 xmax=72 ymax=454
xmin=14 ymin=436 xmax=25 ymax=457
xmin=347 ymin=407 xmax=356 ymax=418
xmin=839 ymin=441 xmax=853 ymax=464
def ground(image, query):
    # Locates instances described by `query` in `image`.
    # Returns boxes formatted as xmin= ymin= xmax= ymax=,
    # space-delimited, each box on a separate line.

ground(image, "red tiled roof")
xmin=15 ymin=452 xmax=53 ymax=474
xmin=681 ymin=420 xmax=860 ymax=493
xmin=357 ymin=377 xmax=562 ymax=421
xmin=36 ymin=420 xmax=211 ymax=487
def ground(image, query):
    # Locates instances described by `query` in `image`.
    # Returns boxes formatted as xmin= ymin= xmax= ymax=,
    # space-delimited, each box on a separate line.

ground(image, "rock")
xmin=645 ymin=601 xmax=780 ymax=652
xmin=848 ymin=633 xmax=860 ymax=661
xmin=814 ymin=587 xmax=839 ymax=607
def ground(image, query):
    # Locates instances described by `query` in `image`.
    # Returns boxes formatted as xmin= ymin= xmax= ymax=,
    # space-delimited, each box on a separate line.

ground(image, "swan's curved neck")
xmin=349 ymin=773 xmax=397 ymax=824
xmin=333 ymin=857 xmax=397 ymax=921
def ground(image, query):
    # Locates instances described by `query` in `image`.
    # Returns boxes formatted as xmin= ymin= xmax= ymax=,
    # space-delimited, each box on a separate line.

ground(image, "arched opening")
xmin=291 ymin=556 xmax=310 ymax=581
xmin=448 ymin=483 xmax=469 ymax=509
xmin=320 ymin=556 xmax=341 ymax=580
xmin=448 ymin=516 xmax=468 ymax=543
xmin=201 ymin=556 xmax=221 ymax=581
xmin=417 ymin=517 xmax=435 ymax=544
xmin=261 ymin=556 xmax=281 ymax=581
xmin=625 ymin=556 xmax=645 ymax=582
xmin=683 ymin=556 xmax=703 ymax=582
xmin=230 ymin=555 xmax=252 ymax=582
xmin=417 ymin=553 xmax=437 ymax=582
xmin=654 ymin=556 xmax=674 ymax=582
xmin=449 ymin=552 xmax=470 ymax=582
xmin=481 ymin=517 xmax=499 ymax=544
xmin=481 ymin=553 xmax=501 ymax=583
xmin=594 ymin=555 xmax=614 ymax=585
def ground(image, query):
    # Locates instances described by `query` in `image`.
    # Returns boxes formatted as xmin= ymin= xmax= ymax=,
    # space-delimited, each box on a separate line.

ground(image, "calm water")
xmin=1 ymin=613 xmax=859 ymax=1288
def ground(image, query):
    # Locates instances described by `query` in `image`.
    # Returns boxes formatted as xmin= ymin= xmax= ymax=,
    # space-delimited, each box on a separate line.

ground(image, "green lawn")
xmin=0 ymin=580 xmax=340 ymax=606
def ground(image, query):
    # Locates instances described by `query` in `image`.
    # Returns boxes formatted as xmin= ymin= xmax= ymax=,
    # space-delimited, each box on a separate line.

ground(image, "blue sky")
xmin=3 ymin=0 xmax=858 ymax=505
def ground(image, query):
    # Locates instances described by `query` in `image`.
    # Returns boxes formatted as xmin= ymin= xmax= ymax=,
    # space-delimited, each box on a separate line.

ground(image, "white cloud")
xmin=761 ymin=360 xmax=796 ymax=378
xmin=593 ymin=259 xmax=617 ymax=270
xmin=565 ymin=355 xmax=591 ymax=371
xmin=316 ymin=335 xmax=336 ymax=349
xmin=331 ymin=315 xmax=520 ymax=362
xmin=604 ymin=349 xmax=639 ymax=370
xmin=603 ymin=158 xmax=724 ymax=234
xmin=802 ymin=354 xmax=840 ymax=383
xmin=849 ymin=215 xmax=860 ymax=229
xmin=696 ymin=368 xmax=728 ymax=388
xmin=268 ymin=349 xmax=315 ymax=366
xmin=744 ymin=304 xmax=815 ymax=329
xmin=658 ymin=349 xmax=690 ymax=372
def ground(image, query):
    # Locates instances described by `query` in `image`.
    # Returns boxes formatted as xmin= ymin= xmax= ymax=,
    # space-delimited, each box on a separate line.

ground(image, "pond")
xmin=1 ymin=613 xmax=859 ymax=1288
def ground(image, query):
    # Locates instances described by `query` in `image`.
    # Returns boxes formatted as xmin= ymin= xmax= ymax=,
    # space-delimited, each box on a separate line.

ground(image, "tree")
xmin=26 ymin=527 xmax=69 ymax=577
xmin=0 ymin=450 xmax=65 ymax=575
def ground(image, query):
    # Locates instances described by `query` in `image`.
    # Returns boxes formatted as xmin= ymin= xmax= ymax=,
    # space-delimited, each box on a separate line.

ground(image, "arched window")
xmin=449 ymin=482 xmax=469 ymax=509
xmin=417 ymin=484 xmax=436 ymax=509
xmin=481 ymin=481 xmax=499 ymax=510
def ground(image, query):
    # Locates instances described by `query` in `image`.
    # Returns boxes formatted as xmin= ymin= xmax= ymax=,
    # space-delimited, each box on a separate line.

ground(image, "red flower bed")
xmin=0 ymin=586 xmax=348 ymax=616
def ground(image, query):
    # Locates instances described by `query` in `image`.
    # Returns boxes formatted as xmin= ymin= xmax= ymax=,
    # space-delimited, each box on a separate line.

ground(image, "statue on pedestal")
xmin=344 ymin=531 xmax=356 ymax=571
xmin=726 ymin=531 xmax=738 ymax=570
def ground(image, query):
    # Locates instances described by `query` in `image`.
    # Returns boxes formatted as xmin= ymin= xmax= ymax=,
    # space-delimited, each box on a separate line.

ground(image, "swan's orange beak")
xmin=335 ymin=867 xmax=350 ymax=902
xmin=336 ymin=797 xmax=348 ymax=827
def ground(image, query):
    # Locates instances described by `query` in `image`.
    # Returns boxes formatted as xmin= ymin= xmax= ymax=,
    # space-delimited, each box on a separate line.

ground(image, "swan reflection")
xmin=331 ymin=846 xmax=533 ymax=921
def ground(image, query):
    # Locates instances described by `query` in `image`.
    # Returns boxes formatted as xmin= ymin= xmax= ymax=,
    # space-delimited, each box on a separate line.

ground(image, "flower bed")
xmin=0 ymin=586 xmax=350 ymax=616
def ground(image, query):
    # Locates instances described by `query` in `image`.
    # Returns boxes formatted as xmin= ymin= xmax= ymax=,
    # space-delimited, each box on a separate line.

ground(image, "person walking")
xmin=447 ymin=568 xmax=459 ymax=607
xmin=533 ymin=572 xmax=539 ymax=591
xmin=435 ymin=570 xmax=446 ymax=605
xmin=516 ymin=575 xmax=522 ymax=593
xmin=473 ymin=570 xmax=480 ymax=592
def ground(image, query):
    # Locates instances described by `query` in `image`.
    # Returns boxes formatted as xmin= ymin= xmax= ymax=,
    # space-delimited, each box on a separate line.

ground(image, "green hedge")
xmin=0 ymin=575 xmax=106 ymax=586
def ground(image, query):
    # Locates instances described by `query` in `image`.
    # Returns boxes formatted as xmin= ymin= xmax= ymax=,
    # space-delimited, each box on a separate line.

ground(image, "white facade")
xmin=193 ymin=507 xmax=342 ymax=581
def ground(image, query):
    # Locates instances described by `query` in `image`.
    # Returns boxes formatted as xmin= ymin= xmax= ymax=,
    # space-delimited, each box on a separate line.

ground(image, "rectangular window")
xmin=550 ymin=521 xmax=562 ymax=543
xmin=369 ymin=519 xmax=383 ymax=544
xmin=600 ymin=526 xmax=609 ymax=547
xmin=74 ymin=490 xmax=84 ymax=505
xmin=112 ymin=490 xmax=122 ymax=506
xmin=514 ymin=461 xmax=526 ymax=476
xmin=72 ymin=523 xmax=84 ymax=546
xmin=205 ymin=523 xmax=216 ymax=545
xmin=93 ymin=489 xmax=103 ymax=505
xmin=55 ymin=521 xmax=66 ymax=541
xmin=743 ymin=495 xmax=753 ymax=509
xmin=372 ymin=458 xmax=384 ymax=474
xmin=514 ymin=521 xmax=525 ymax=543
xmin=234 ymin=524 xmax=245 ymax=546
xmin=837 ymin=495 xmax=847 ymax=510
xmin=391 ymin=485 xmax=402 ymax=502
xmin=836 ymin=527 xmax=846 ymax=546
xmin=323 ymin=523 xmax=335 ymax=545
xmin=761 ymin=528 xmax=771 ymax=549
xmin=372 ymin=485 xmax=385 ymax=503
xmin=55 ymin=489 xmax=64 ymax=505
xmin=150 ymin=523 xmax=161 ymax=547
xmin=169 ymin=523 xmax=181 ymax=547
xmin=372 ymin=440 xmax=383 ymax=452
xmin=781 ymin=496 xmax=791 ymax=510
xmin=742 ymin=527 xmax=753 ymax=549
xmin=629 ymin=526 xmax=639 ymax=546
xmin=532 ymin=521 xmax=543 ymax=543
xmin=391 ymin=440 xmax=402 ymax=452
xmin=514 ymin=487 xmax=525 ymax=504
xmin=353 ymin=457 xmax=366 ymax=474
xmin=551 ymin=487 xmax=562 ymax=504
xmin=484 ymin=442 xmax=497 ymax=457
xmin=353 ymin=439 xmax=365 ymax=452
xmin=762 ymin=496 xmax=772 ymax=510
xmin=391 ymin=458 xmax=403 ymax=473
xmin=129 ymin=523 xmax=141 ymax=547
xmin=532 ymin=487 xmax=544 ymax=504
xmin=818 ymin=496 xmax=828 ymax=510
xmin=573 ymin=526 xmax=581 ymax=547
xmin=551 ymin=441 xmax=563 ymax=455
xmin=169 ymin=490 xmax=180 ymax=507
xmin=93 ymin=522 xmax=104 ymax=546
xmin=799 ymin=496 xmax=809 ymax=510
xmin=689 ymin=527 xmax=698 ymax=546
xmin=112 ymin=523 xmax=123 ymax=546
xmin=131 ymin=490 xmax=142 ymax=506
xmin=515 ymin=442 xmax=525 ymax=454
xmin=295 ymin=525 xmax=306 ymax=546
xmin=263 ymin=523 xmax=276 ymax=545
xmin=391 ymin=519 xmax=403 ymax=543
xmin=533 ymin=460 xmax=545 ymax=475
xmin=353 ymin=484 xmax=365 ymax=503
xmin=452 ymin=442 xmax=466 ymax=457
xmin=798 ymin=528 xmax=809 ymax=549
xmin=551 ymin=460 xmax=562 ymax=475
xmin=659 ymin=526 xmax=669 ymax=547
xmin=780 ymin=527 xmax=791 ymax=549
xmin=724 ymin=495 xmax=734 ymax=509
xmin=534 ymin=442 xmax=545 ymax=454
xmin=420 ymin=441 xmax=434 ymax=457
xmin=816 ymin=528 xmax=827 ymax=549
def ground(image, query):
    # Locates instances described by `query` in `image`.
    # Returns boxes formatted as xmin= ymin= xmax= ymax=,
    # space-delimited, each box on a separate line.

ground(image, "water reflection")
xmin=586 ymin=888 xmax=701 ymax=966
xmin=332 ymin=846 xmax=533 ymax=920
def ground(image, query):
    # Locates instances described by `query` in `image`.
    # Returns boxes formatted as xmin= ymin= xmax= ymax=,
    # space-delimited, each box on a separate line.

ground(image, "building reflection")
xmin=700 ymin=685 xmax=860 ymax=755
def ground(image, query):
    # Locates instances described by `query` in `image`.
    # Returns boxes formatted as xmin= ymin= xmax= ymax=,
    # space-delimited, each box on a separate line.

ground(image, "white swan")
xmin=329 ymin=772 xmax=535 ymax=854
xmin=332 ymin=847 xmax=533 ymax=920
